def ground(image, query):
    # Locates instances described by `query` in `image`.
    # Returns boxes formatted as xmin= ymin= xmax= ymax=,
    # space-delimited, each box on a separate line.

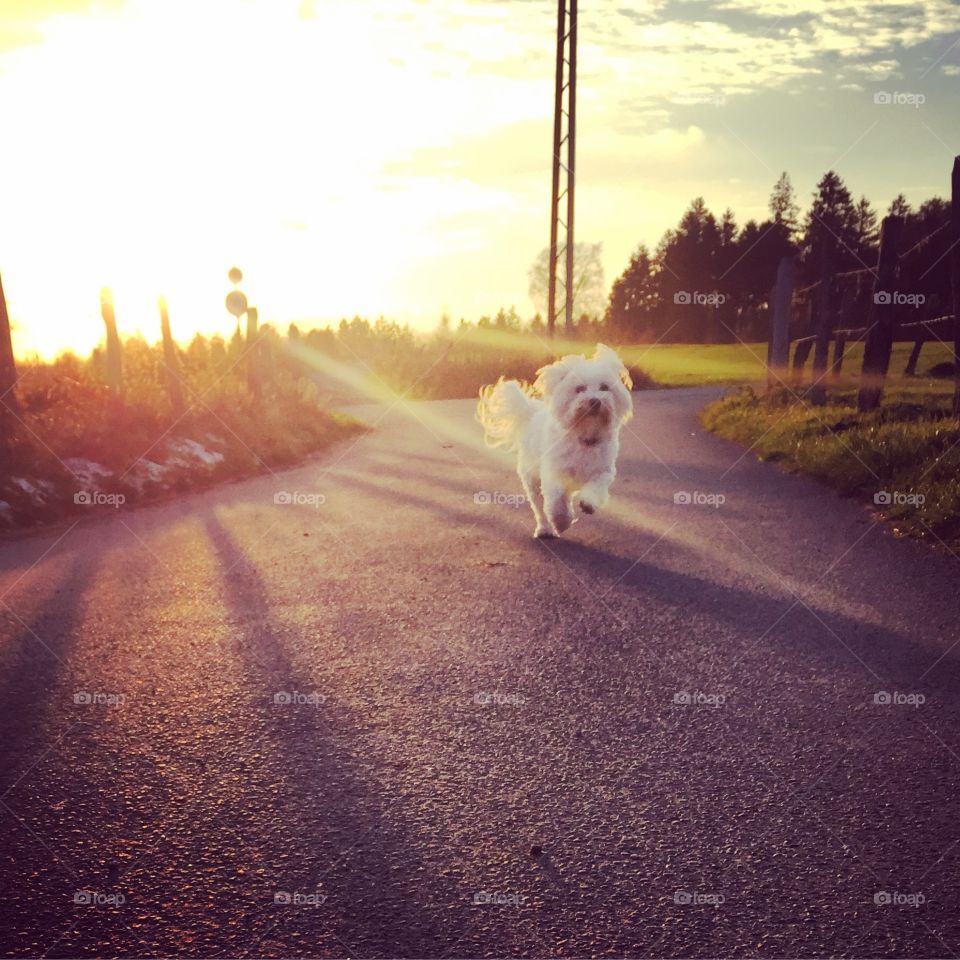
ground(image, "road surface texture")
xmin=1 ymin=387 xmax=959 ymax=959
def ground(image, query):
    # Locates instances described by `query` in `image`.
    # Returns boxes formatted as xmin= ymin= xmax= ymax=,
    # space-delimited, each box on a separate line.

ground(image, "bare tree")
xmin=529 ymin=242 xmax=606 ymax=323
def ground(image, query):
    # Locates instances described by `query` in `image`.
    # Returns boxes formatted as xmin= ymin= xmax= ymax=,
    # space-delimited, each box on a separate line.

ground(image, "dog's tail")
xmin=476 ymin=378 xmax=540 ymax=451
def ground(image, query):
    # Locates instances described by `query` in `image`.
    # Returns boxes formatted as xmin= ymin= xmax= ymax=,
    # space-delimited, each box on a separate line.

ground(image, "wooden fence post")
xmin=792 ymin=338 xmax=813 ymax=380
xmin=951 ymin=155 xmax=960 ymax=417
xmin=905 ymin=335 xmax=925 ymax=376
xmin=811 ymin=248 xmax=834 ymax=405
xmin=858 ymin=216 xmax=904 ymax=412
xmin=100 ymin=287 xmax=124 ymax=397
xmin=904 ymin=296 xmax=930 ymax=376
xmin=158 ymin=297 xmax=185 ymax=417
xmin=832 ymin=333 xmax=847 ymax=376
xmin=0 ymin=272 xmax=18 ymax=467
xmin=767 ymin=256 xmax=794 ymax=388
xmin=246 ymin=307 xmax=262 ymax=401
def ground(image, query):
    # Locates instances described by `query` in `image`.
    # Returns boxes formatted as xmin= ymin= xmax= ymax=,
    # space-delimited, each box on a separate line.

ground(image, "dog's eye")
xmin=599 ymin=383 xmax=610 ymax=391
xmin=574 ymin=385 xmax=586 ymax=393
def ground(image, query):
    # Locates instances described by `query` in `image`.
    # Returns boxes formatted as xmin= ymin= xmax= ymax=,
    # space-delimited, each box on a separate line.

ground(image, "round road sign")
xmin=225 ymin=290 xmax=248 ymax=317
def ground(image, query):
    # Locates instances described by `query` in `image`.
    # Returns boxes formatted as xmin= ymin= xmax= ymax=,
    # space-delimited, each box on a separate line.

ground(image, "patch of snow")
xmin=137 ymin=460 xmax=167 ymax=483
xmin=13 ymin=477 xmax=43 ymax=500
xmin=126 ymin=459 xmax=168 ymax=493
xmin=167 ymin=438 xmax=225 ymax=469
xmin=64 ymin=458 xmax=113 ymax=489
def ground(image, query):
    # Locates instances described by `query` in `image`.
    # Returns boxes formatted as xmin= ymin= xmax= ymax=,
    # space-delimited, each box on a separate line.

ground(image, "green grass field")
xmin=295 ymin=330 xmax=956 ymax=400
xmin=620 ymin=340 xmax=956 ymax=390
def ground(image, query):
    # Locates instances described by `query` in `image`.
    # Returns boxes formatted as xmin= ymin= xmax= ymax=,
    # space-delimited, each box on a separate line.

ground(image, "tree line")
xmin=603 ymin=171 xmax=953 ymax=344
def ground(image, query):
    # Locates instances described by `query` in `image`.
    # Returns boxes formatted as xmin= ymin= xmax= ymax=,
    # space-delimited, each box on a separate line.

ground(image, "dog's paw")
xmin=550 ymin=512 xmax=573 ymax=534
xmin=534 ymin=527 xmax=558 ymax=539
xmin=578 ymin=485 xmax=610 ymax=513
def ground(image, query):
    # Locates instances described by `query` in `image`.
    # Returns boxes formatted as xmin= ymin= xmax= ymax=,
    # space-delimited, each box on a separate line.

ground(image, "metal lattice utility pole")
xmin=547 ymin=0 xmax=577 ymax=338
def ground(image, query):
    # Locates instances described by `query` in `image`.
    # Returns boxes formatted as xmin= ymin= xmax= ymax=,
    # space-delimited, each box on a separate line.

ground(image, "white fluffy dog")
xmin=477 ymin=345 xmax=633 ymax=538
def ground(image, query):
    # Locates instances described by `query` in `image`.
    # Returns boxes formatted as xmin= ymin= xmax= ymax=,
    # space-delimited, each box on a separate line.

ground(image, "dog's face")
xmin=535 ymin=345 xmax=633 ymax=434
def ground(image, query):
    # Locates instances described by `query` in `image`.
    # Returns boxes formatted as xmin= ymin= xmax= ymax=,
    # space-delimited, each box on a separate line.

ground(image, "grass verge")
xmin=0 ymin=385 xmax=367 ymax=530
xmin=701 ymin=383 xmax=960 ymax=552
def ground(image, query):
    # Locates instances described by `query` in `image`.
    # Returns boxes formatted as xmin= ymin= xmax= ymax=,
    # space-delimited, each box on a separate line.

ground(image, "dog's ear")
xmin=594 ymin=344 xmax=632 ymax=390
xmin=534 ymin=357 xmax=572 ymax=396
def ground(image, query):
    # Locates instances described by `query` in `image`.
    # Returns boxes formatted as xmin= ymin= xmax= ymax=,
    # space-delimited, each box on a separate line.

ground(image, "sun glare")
xmin=0 ymin=0 xmax=549 ymax=358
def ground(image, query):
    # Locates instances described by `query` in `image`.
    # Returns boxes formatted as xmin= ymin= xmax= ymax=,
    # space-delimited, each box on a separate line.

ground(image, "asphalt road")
xmin=1 ymin=387 xmax=959 ymax=959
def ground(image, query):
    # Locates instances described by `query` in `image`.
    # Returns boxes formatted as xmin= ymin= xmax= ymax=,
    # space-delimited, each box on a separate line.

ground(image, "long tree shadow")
xmin=327 ymin=470 xmax=526 ymax=538
xmin=0 ymin=544 xmax=103 ymax=789
xmin=542 ymin=538 xmax=960 ymax=697
xmin=0 ymin=539 xmax=107 ymax=956
xmin=202 ymin=513 xmax=482 ymax=959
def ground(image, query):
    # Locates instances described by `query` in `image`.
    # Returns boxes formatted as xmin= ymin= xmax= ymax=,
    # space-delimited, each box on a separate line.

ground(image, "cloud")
xmin=639 ymin=125 xmax=708 ymax=158
xmin=0 ymin=0 xmax=957 ymax=347
xmin=843 ymin=59 xmax=902 ymax=81
xmin=0 ymin=0 xmax=123 ymax=53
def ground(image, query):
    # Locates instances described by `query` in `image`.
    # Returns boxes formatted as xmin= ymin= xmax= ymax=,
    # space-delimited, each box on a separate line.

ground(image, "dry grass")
xmin=1 ymin=339 xmax=365 ymax=528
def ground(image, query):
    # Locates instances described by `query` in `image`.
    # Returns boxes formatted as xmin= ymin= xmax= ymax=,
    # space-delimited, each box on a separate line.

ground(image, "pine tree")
xmin=655 ymin=198 xmax=723 ymax=341
xmin=719 ymin=209 xmax=738 ymax=248
xmin=888 ymin=193 xmax=912 ymax=217
xmin=801 ymin=171 xmax=859 ymax=275
xmin=769 ymin=172 xmax=799 ymax=235
xmin=853 ymin=196 xmax=879 ymax=260
xmin=604 ymin=246 xmax=655 ymax=340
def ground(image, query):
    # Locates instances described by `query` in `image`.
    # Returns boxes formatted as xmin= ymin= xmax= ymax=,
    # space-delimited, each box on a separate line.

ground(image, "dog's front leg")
xmin=578 ymin=471 xmax=615 ymax=515
xmin=543 ymin=483 xmax=574 ymax=535
xmin=520 ymin=470 xmax=554 ymax=539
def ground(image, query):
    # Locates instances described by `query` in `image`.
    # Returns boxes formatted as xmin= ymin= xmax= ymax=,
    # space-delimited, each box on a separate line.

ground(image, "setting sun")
xmin=0 ymin=0 xmax=549 ymax=356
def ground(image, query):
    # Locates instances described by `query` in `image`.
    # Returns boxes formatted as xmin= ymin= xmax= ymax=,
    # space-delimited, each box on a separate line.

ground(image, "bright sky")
xmin=0 ymin=0 xmax=957 ymax=357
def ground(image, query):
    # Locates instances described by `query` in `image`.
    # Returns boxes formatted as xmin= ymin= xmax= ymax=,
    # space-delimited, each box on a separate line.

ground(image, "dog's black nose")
xmin=588 ymin=397 xmax=601 ymax=411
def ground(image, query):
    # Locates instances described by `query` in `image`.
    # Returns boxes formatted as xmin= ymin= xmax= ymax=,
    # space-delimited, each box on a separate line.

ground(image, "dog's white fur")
xmin=477 ymin=345 xmax=633 ymax=538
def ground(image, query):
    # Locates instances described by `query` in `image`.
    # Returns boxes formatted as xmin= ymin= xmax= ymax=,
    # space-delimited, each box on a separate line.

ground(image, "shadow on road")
xmin=331 ymin=468 xmax=960 ymax=698
xmin=0 ymin=536 xmax=113 ymax=955
xmin=202 ymin=512 xmax=479 ymax=959
xmin=547 ymin=538 xmax=960 ymax=696
xmin=0 ymin=543 xmax=104 ymax=791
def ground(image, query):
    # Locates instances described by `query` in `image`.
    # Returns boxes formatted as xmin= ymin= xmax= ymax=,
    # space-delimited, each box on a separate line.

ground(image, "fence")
xmin=0 ymin=278 xmax=275 ymax=467
xmin=768 ymin=154 xmax=960 ymax=414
